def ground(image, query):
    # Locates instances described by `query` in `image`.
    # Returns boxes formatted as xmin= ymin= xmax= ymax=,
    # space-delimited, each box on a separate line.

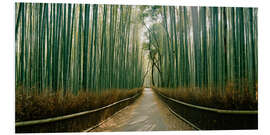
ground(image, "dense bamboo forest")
xmin=15 ymin=3 xmax=144 ymax=121
xmin=15 ymin=2 xmax=258 ymax=124
xmin=142 ymin=6 xmax=258 ymax=110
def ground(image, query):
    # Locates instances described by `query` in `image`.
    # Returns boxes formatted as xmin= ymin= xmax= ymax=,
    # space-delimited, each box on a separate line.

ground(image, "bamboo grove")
xmin=144 ymin=6 xmax=258 ymax=101
xmin=15 ymin=3 xmax=144 ymax=94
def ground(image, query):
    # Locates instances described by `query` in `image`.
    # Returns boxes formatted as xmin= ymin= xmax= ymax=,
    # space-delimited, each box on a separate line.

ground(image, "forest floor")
xmin=91 ymin=88 xmax=194 ymax=131
xmin=155 ymin=86 xmax=258 ymax=110
xmin=16 ymin=88 xmax=142 ymax=122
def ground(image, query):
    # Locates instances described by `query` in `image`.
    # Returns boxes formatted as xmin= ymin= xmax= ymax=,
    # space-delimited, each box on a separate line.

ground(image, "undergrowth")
xmin=16 ymin=87 xmax=142 ymax=122
xmin=154 ymin=83 xmax=257 ymax=110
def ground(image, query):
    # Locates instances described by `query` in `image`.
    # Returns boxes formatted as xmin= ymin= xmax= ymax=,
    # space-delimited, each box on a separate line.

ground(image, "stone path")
xmin=92 ymin=88 xmax=194 ymax=132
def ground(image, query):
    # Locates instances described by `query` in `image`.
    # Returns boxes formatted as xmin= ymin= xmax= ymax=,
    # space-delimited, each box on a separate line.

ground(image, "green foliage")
xmin=15 ymin=3 xmax=144 ymax=94
xmin=145 ymin=6 xmax=258 ymax=100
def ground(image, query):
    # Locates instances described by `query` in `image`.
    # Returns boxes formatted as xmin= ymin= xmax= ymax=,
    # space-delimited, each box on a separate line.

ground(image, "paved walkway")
xmin=92 ymin=88 xmax=194 ymax=131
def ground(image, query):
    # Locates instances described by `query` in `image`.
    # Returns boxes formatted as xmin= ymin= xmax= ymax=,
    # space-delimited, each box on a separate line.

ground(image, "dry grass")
xmin=16 ymin=87 xmax=142 ymax=122
xmin=154 ymin=82 xmax=257 ymax=110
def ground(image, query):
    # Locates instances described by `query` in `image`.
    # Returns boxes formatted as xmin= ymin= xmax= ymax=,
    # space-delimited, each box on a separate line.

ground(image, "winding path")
xmin=91 ymin=88 xmax=194 ymax=131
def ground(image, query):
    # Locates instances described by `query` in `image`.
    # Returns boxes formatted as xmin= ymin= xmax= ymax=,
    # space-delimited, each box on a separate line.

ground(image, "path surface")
xmin=92 ymin=88 xmax=194 ymax=131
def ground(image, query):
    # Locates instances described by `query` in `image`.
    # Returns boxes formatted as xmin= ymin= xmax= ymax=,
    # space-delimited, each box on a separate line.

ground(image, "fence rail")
xmin=16 ymin=91 xmax=141 ymax=132
xmin=154 ymin=88 xmax=258 ymax=130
